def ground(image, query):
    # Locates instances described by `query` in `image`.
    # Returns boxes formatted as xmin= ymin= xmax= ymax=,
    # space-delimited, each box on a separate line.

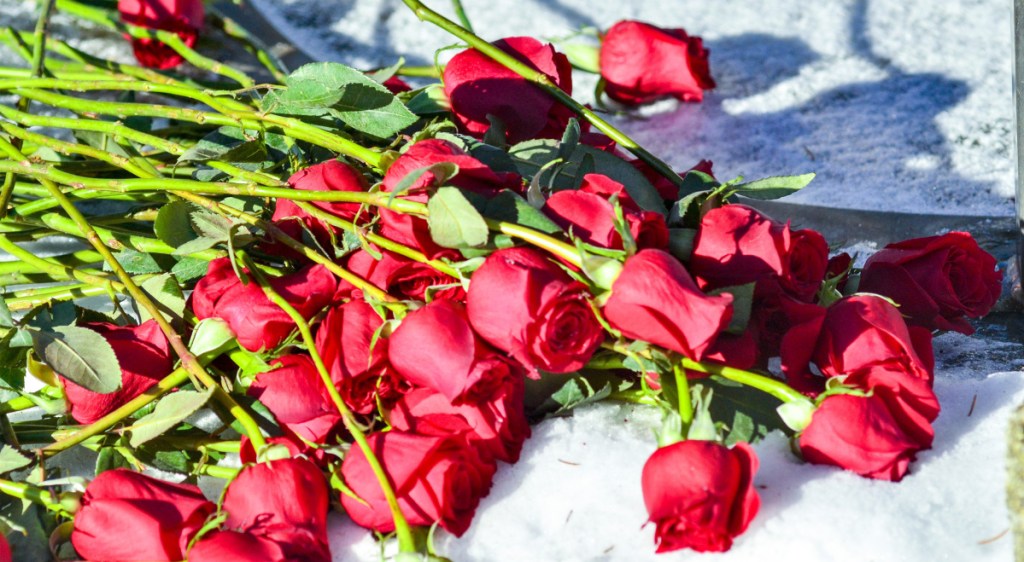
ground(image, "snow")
xmin=1 ymin=0 xmax=1021 ymax=560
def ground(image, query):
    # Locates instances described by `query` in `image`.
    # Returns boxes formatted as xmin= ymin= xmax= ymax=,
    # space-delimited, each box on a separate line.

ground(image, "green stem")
xmin=673 ymin=362 xmax=692 ymax=433
xmin=238 ymin=252 xmax=417 ymax=554
xmin=10 ymin=87 xmax=381 ymax=167
xmin=0 ymin=233 xmax=123 ymax=291
xmin=0 ymin=395 xmax=36 ymax=414
xmin=0 ymin=478 xmax=68 ymax=515
xmin=0 ymin=136 xmax=267 ymax=451
xmin=292 ymin=200 xmax=460 ymax=278
xmin=195 ymin=463 xmax=240 ymax=479
xmin=399 ymin=0 xmax=685 ymax=190
xmin=207 ymin=6 xmax=289 ymax=81
xmin=679 ymin=358 xmax=809 ymax=405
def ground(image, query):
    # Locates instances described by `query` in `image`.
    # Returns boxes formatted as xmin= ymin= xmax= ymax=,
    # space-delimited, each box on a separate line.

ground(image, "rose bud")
xmin=188 ymin=531 xmax=289 ymax=562
xmin=117 ymin=0 xmax=204 ymax=69
xmin=314 ymin=300 xmax=406 ymax=415
xmin=466 ymin=247 xmax=604 ymax=374
xmin=600 ymin=20 xmax=715 ymax=106
xmin=390 ymin=375 xmax=530 ymax=464
xmin=338 ymin=248 xmax=465 ymax=303
xmin=858 ymin=231 xmax=1002 ymax=335
xmin=389 ymin=300 xmax=513 ymax=403
xmin=238 ymin=434 xmax=332 ymax=469
xmin=220 ymin=458 xmax=331 ymax=561
xmin=641 ymin=440 xmax=760 ymax=553
xmin=72 ymin=469 xmax=215 ymax=561
xmin=798 ymin=390 xmax=934 ymax=482
xmin=247 ymin=354 xmax=341 ymax=444
xmin=690 ymin=204 xmax=829 ymax=303
xmin=542 ymin=173 xmax=668 ymax=250
xmin=60 ymin=320 xmax=174 ymax=424
xmin=341 ymin=430 xmax=495 ymax=537
xmin=270 ymin=159 xmax=372 ymax=240
xmin=444 ymin=36 xmax=575 ymax=144
xmin=191 ymin=257 xmax=336 ymax=352
xmin=603 ymin=249 xmax=733 ymax=361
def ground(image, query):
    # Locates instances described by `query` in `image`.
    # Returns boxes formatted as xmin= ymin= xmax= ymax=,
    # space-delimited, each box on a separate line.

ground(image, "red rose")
xmin=641 ymin=440 xmax=760 ymax=553
xmin=72 ymin=469 xmax=215 ymax=561
xmin=188 ymin=531 xmax=288 ymax=562
xmin=603 ymin=249 xmax=733 ymax=361
xmin=247 ymin=354 xmax=341 ymax=444
xmin=377 ymin=139 xmax=522 ymax=260
xmin=60 ymin=320 xmax=174 ymax=424
xmin=0 ymin=533 xmax=9 ymax=562
xmin=389 ymin=300 xmax=513 ymax=403
xmin=859 ymin=232 xmax=1002 ymax=334
xmin=339 ymin=248 xmax=465 ymax=302
xmin=542 ymin=173 xmax=668 ymax=250
xmin=192 ymin=257 xmax=336 ymax=352
xmin=799 ymin=390 xmax=934 ymax=482
xmin=341 ymin=430 xmax=496 ymax=537
xmin=466 ymin=247 xmax=604 ymax=374
xmin=780 ymin=295 xmax=934 ymax=395
xmin=381 ymin=139 xmax=522 ymax=198
xmin=600 ymin=21 xmax=715 ymax=106
xmin=390 ymin=375 xmax=530 ymax=464
xmin=314 ymin=300 xmax=405 ymax=415
xmin=690 ymin=204 xmax=829 ymax=302
xmin=444 ymin=36 xmax=574 ymax=144
xmin=117 ymin=0 xmax=204 ymax=69
xmin=219 ymin=458 xmax=331 ymax=561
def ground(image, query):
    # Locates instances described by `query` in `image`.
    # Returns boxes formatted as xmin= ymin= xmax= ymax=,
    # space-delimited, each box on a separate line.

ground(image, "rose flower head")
xmin=466 ymin=247 xmax=604 ymax=375
xmin=859 ymin=231 xmax=1002 ymax=334
xmin=642 ymin=440 xmax=760 ymax=553
xmin=60 ymin=320 xmax=174 ymax=425
xmin=444 ymin=36 xmax=574 ymax=144
xmin=600 ymin=20 xmax=715 ymax=105
xmin=117 ymin=0 xmax=205 ymax=69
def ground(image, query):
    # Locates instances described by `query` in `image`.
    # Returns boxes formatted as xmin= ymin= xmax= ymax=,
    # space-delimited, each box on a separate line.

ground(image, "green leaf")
xmin=327 ymin=83 xmax=418 ymax=139
xmin=127 ymin=389 xmax=214 ymax=447
xmin=406 ymin=84 xmax=451 ymax=116
xmin=171 ymin=257 xmax=209 ymax=282
xmin=171 ymin=237 xmax=222 ymax=257
xmin=483 ymin=190 xmax=563 ymax=234
xmin=178 ymin=127 xmax=267 ymax=164
xmin=708 ymin=282 xmax=756 ymax=335
xmin=427 ymin=187 xmax=490 ymax=249
xmin=0 ymin=445 xmax=31 ymax=475
xmin=726 ymin=173 xmax=815 ymax=200
xmin=705 ymin=377 xmax=786 ymax=445
xmin=113 ymin=249 xmax=164 ymax=274
xmin=154 ymin=201 xmax=202 ymax=247
xmin=190 ymin=211 xmax=233 ymax=241
xmin=32 ymin=326 xmax=121 ymax=394
xmin=0 ymin=299 xmax=13 ymax=329
xmin=548 ymin=376 xmax=613 ymax=416
xmin=138 ymin=274 xmax=186 ymax=325
xmin=266 ymin=62 xmax=417 ymax=138
xmin=95 ymin=447 xmax=131 ymax=475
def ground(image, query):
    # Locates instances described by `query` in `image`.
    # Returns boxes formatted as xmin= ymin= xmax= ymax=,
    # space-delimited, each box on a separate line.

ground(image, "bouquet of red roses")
xmin=0 ymin=0 xmax=1002 ymax=559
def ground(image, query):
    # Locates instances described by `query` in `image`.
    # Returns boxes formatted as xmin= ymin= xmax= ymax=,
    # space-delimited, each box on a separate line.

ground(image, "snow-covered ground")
xmin=1 ymin=0 xmax=1021 ymax=560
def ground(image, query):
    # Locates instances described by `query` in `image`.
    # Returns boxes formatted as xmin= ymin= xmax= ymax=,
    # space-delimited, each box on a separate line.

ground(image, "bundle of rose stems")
xmin=0 ymin=0 xmax=1003 ymax=559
